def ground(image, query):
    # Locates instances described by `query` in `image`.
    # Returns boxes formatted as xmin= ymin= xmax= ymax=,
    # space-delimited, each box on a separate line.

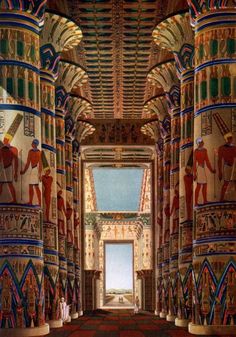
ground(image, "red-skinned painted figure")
xmin=20 ymin=139 xmax=42 ymax=206
xmin=0 ymin=137 xmax=18 ymax=203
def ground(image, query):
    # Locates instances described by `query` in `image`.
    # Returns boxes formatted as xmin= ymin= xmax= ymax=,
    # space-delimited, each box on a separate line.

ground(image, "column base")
xmin=188 ymin=323 xmax=236 ymax=335
xmin=154 ymin=310 xmax=160 ymax=316
xmin=166 ymin=314 xmax=176 ymax=322
xmin=79 ymin=311 xmax=83 ymax=316
xmin=160 ymin=311 xmax=167 ymax=318
xmin=0 ymin=324 xmax=49 ymax=337
xmin=47 ymin=319 xmax=63 ymax=328
xmin=175 ymin=318 xmax=189 ymax=327
xmin=71 ymin=312 xmax=79 ymax=319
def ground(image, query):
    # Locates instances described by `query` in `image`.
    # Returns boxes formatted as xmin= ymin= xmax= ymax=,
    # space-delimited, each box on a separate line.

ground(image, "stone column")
xmin=148 ymin=60 xmax=180 ymax=321
xmin=0 ymin=2 xmax=49 ymax=336
xmin=40 ymin=11 xmax=82 ymax=328
xmin=68 ymin=96 xmax=94 ymax=317
xmin=141 ymin=95 xmax=168 ymax=316
xmin=187 ymin=1 xmax=236 ymax=334
xmin=72 ymin=139 xmax=81 ymax=318
xmin=153 ymin=12 xmax=195 ymax=327
xmin=55 ymin=60 xmax=87 ymax=301
xmin=65 ymin=115 xmax=75 ymax=320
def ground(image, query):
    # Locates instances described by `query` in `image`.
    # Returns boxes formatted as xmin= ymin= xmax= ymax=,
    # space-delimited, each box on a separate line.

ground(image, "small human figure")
xmin=60 ymin=297 xmax=70 ymax=323
xmin=0 ymin=137 xmax=18 ymax=203
xmin=134 ymin=296 xmax=140 ymax=314
xmin=42 ymin=168 xmax=53 ymax=222
xmin=218 ymin=132 xmax=236 ymax=201
xmin=20 ymin=139 xmax=42 ymax=205
xmin=57 ymin=189 xmax=66 ymax=235
xmin=193 ymin=137 xmax=216 ymax=206
xmin=66 ymin=201 xmax=73 ymax=242
xmin=184 ymin=166 xmax=193 ymax=220
xmin=170 ymin=182 xmax=179 ymax=234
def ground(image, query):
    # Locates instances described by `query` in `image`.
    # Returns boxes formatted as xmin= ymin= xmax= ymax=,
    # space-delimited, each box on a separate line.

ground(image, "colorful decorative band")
xmin=44 ymin=249 xmax=59 ymax=256
xmin=181 ymin=106 xmax=194 ymax=116
xmin=0 ymin=254 xmax=43 ymax=259
xmin=0 ymin=238 xmax=43 ymax=245
xmin=66 ymin=187 xmax=73 ymax=192
xmin=195 ymin=58 xmax=236 ymax=73
xmin=41 ymin=107 xmax=55 ymax=117
xmin=197 ymin=11 xmax=236 ymax=25
xmin=180 ymin=142 xmax=194 ymax=151
xmin=56 ymin=139 xmax=65 ymax=146
xmin=194 ymin=236 xmax=236 ymax=245
xmin=0 ymin=59 xmax=39 ymax=73
xmin=0 ymin=104 xmax=40 ymax=116
xmin=57 ymin=169 xmax=66 ymax=175
xmin=0 ymin=20 xmax=39 ymax=35
xmin=196 ymin=20 xmax=236 ymax=33
xmin=195 ymin=103 xmax=236 ymax=117
xmin=40 ymin=71 xmax=55 ymax=84
xmin=42 ymin=143 xmax=56 ymax=153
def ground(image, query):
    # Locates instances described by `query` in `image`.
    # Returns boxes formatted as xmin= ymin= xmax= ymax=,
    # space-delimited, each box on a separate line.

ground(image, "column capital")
xmin=40 ymin=11 xmax=82 ymax=79
xmin=143 ymin=95 xmax=170 ymax=137
xmin=0 ymin=0 xmax=46 ymax=22
xmin=56 ymin=60 xmax=88 ymax=94
xmin=141 ymin=119 xmax=160 ymax=142
xmin=187 ymin=0 xmax=236 ymax=23
xmin=148 ymin=60 xmax=180 ymax=111
xmin=69 ymin=95 xmax=94 ymax=121
xmin=153 ymin=11 xmax=194 ymax=76
xmin=75 ymin=120 xmax=95 ymax=143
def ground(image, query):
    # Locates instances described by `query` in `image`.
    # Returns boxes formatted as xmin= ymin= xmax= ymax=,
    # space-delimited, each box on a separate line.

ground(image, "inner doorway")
xmin=104 ymin=243 xmax=134 ymax=307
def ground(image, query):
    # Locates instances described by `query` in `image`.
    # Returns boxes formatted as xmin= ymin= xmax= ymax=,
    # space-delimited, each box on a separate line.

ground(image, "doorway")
xmin=104 ymin=243 xmax=134 ymax=307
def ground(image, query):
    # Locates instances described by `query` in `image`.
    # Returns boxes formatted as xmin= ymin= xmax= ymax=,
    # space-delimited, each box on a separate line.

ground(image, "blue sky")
xmin=93 ymin=168 xmax=143 ymax=211
xmin=105 ymin=243 xmax=133 ymax=290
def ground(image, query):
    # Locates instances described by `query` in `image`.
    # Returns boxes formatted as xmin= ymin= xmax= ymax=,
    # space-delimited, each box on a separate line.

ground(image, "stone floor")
xmin=46 ymin=309 xmax=230 ymax=337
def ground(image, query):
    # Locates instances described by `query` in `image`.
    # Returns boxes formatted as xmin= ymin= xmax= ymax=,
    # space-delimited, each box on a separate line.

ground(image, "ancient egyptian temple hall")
xmin=0 ymin=0 xmax=235 ymax=336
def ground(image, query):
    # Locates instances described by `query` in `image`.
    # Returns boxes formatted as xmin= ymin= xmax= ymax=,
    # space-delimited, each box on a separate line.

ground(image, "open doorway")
xmin=104 ymin=243 xmax=134 ymax=307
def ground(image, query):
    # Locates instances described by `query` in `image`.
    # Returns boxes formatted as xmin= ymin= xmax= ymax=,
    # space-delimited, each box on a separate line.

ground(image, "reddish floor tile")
xmin=138 ymin=324 xmax=159 ymax=330
xmin=69 ymin=331 xmax=96 ymax=337
xmin=99 ymin=324 xmax=119 ymax=331
xmin=120 ymin=331 xmax=144 ymax=337
xmin=119 ymin=319 xmax=135 ymax=325
xmin=86 ymin=319 xmax=102 ymax=324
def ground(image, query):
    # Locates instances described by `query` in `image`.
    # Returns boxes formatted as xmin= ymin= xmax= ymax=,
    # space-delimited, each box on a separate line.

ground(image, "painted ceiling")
xmin=48 ymin=0 xmax=187 ymax=120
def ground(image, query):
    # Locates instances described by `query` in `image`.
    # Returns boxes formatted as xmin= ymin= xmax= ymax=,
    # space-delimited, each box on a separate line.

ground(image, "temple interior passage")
xmin=0 ymin=0 xmax=235 ymax=336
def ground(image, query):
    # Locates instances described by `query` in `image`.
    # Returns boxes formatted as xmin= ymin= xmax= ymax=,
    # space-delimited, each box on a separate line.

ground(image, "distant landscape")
xmin=106 ymin=288 xmax=133 ymax=294
xmin=105 ymin=289 xmax=133 ymax=305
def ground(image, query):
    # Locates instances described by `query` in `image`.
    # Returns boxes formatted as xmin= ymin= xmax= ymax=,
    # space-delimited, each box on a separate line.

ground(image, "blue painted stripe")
xmin=180 ymin=142 xmax=193 ymax=151
xmin=195 ymin=59 xmax=236 ymax=73
xmin=65 ymin=161 xmax=72 ymax=167
xmin=0 ymin=60 xmax=39 ymax=73
xmin=196 ymin=20 xmax=236 ymax=33
xmin=57 ymin=169 xmax=66 ymax=175
xmin=0 ymin=12 xmax=39 ymax=26
xmin=197 ymin=12 xmax=236 ymax=24
xmin=42 ymin=143 xmax=56 ymax=153
xmin=44 ymin=261 xmax=59 ymax=267
xmin=68 ymin=262 xmax=75 ymax=267
xmin=0 ymin=104 xmax=40 ymax=116
xmin=59 ymin=256 xmax=67 ymax=262
xmin=195 ymin=103 xmax=236 ymax=117
xmin=181 ymin=106 xmax=193 ymax=116
xmin=170 ymin=167 xmax=179 ymax=174
xmin=41 ymin=107 xmax=55 ymax=117
xmin=0 ymin=254 xmax=43 ymax=259
xmin=195 ymin=252 xmax=236 ymax=257
xmin=66 ymin=187 xmax=73 ymax=192
xmin=180 ymin=246 xmax=192 ymax=254
xmin=0 ymin=239 xmax=43 ymax=245
xmin=0 ymin=21 xmax=39 ymax=35
xmin=194 ymin=236 xmax=236 ymax=245
xmin=56 ymin=139 xmax=65 ymax=146
xmin=44 ymin=249 xmax=59 ymax=256
xmin=171 ymin=137 xmax=181 ymax=144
